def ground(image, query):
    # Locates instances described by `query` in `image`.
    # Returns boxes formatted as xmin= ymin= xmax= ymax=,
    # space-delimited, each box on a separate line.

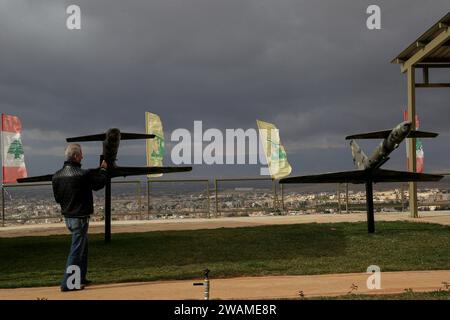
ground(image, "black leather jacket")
xmin=52 ymin=161 xmax=108 ymax=217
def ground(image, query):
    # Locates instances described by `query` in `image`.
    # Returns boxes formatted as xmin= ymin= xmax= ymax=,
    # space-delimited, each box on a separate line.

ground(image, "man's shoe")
xmin=60 ymin=285 xmax=85 ymax=292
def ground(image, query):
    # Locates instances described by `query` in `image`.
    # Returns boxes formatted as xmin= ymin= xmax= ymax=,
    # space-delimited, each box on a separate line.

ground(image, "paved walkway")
xmin=0 ymin=270 xmax=448 ymax=300
xmin=1 ymin=211 xmax=449 ymax=238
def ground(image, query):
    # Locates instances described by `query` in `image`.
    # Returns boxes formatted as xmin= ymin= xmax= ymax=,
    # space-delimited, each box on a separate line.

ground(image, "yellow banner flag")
xmin=145 ymin=112 xmax=165 ymax=177
xmin=257 ymin=120 xmax=292 ymax=180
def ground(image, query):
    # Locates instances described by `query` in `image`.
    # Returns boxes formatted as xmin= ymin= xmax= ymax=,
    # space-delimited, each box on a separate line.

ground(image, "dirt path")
xmin=1 ymin=212 xmax=449 ymax=238
xmin=0 ymin=270 xmax=448 ymax=300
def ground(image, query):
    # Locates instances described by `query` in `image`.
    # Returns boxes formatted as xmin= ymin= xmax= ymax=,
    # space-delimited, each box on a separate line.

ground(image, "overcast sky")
xmin=1 ymin=0 xmax=449 ymax=179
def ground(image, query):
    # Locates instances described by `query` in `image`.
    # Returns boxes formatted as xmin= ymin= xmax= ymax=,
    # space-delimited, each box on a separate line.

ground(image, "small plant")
xmin=298 ymin=290 xmax=305 ymax=299
xmin=347 ymin=283 xmax=358 ymax=294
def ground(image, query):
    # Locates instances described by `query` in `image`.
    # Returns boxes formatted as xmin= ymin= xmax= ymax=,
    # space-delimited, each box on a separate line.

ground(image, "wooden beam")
xmin=416 ymin=41 xmax=427 ymax=48
xmin=422 ymin=67 xmax=429 ymax=84
xmin=406 ymin=67 xmax=418 ymax=218
xmin=415 ymin=63 xmax=450 ymax=68
xmin=393 ymin=58 xmax=405 ymax=64
xmin=420 ymin=58 xmax=450 ymax=63
xmin=416 ymin=83 xmax=450 ymax=88
xmin=401 ymin=27 xmax=450 ymax=73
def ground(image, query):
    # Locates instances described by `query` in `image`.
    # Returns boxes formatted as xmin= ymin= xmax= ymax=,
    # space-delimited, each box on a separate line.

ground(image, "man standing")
xmin=52 ymin=143 xmax=108 ymax=292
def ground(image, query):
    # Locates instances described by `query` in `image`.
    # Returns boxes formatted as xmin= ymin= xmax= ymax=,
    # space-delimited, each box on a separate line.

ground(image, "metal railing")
xmin=284 ymin=180 xmax=450 ymax=214
xmin=147 ymin=179 xmax=211 ymax=218
xmin=2 ymin=182 xmax=54 ymax=227
xmin=214 ymin=177 xmax=281 ymax=216
xmin=111 ymin=180 xmax=142 ymax=218
xmin=2 ymin=175 xmax=449 ymax=226
xmin=1 ymin=180 xmax=142 ymax=226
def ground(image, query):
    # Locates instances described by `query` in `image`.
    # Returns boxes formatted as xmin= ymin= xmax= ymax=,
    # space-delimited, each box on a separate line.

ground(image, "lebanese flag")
xmin=2 ymin=114 xmax=27 ymax=183
xmin=403 ymin=111 xmax=424 ymax=173
xmin=416 ymin=139 xmax=424 ymax=173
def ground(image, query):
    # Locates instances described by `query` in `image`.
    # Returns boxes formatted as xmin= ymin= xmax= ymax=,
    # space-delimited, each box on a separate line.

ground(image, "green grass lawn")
xmin=0 ymin=221 xmax=449 ymax=288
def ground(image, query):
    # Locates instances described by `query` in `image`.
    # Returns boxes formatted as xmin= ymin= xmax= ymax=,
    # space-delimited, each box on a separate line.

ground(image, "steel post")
xmin=366 ymin=181 xmax=375 ymax=233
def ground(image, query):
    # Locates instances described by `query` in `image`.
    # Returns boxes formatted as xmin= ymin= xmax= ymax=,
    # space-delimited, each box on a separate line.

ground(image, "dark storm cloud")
xmin=1 ymin=0 xmax=449 ymax=175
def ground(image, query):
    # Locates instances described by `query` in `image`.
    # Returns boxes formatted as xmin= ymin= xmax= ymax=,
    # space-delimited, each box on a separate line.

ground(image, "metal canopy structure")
xmin=392 ymin=12 xmax=450 ymax=218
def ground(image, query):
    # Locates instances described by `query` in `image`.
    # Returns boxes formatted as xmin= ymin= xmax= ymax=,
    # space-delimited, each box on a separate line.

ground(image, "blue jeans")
xmin=61 ymin=217 xmax=89 ymax=289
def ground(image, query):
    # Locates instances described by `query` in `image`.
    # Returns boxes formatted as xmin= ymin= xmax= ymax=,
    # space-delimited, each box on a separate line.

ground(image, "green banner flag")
xmin=145 ymin=112 xmax=165 ymax=177
xmin=257 ymin=120 xmax=292 ymax=180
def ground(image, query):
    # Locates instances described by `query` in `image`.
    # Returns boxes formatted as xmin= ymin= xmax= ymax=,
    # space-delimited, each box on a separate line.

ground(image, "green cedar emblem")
xmin=150 ymin=135 xmax=164 ymax=160
xmin=8 ymin=139 xmax=24 ymax=160
xmin=269 ymin=140 xmax=286 ymax=161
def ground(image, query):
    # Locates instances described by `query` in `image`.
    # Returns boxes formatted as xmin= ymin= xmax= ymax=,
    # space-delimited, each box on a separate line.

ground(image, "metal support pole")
xmin=105 ymin=176 xmax=112 ymax=243
xmin=147 ymin=179 xmax=150 ymax=219
xmin=272 ymin=179 xmax=278 ymax=210
xmin=281 ymin=183 xmax=285 ymax=213
xmin=137 ymin=181 xmax=142 ymax=218
xmin=401 ymin=184 xmax=405 ymax=212
xmin=214 ymin=179 xmax=218 ymax=217
xmin=345 ymin=183 xmax=349 ymax=213
xmin=366 ymin=181 xmax=375 ymax=233
xmin=337 ymin=184 xmax=341 ymax=214
xmin=206 ymin=181 xmax=210 ymax=219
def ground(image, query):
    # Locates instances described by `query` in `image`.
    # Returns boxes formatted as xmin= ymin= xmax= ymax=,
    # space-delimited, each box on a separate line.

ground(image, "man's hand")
xmin=100 ymin=160 xmax=108 ymax=170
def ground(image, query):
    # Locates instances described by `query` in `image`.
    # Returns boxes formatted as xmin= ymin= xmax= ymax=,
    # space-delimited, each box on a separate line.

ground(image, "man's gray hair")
xmin=65 ymin=143 xmax=82 ymax=161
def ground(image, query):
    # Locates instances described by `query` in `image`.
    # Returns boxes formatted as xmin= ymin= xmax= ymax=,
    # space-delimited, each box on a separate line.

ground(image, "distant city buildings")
xmin=2 ymin=186 xmax=449 ymax=226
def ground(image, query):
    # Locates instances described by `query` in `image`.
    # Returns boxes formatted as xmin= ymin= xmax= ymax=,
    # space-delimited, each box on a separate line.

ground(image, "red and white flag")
xmin=403 ymin=111 xmax=424 ymax=173
xmin=1 ymin=114 xmax=27 ymax=183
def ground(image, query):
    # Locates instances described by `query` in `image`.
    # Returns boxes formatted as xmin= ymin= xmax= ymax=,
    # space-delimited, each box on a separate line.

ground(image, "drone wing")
xmin=66 ymin=134 xmax=106 ymax=142
xmin=345 ymin=130 xmax=391 ymax=140
xmin=17 ymin=166 xmax=192 ymax=183
xmin=346 ymin=130 xmax=438 ymax=140
xmin=66 ymin=133 xmax=155 ymax=142
xmin=120 ymin=133 xmax=155 ymax=140
xmin=280 ymin=169 xmax=443 ymax=184
xmin=17 ymin=174 xmax=54 ymax=183
xmin=406 ymin=131 xmax=438 ymax=138
xmin=109 ymin=166 xmax=192 ymax=178
xmin=370 ymin=169 xmax=443 ymax=183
